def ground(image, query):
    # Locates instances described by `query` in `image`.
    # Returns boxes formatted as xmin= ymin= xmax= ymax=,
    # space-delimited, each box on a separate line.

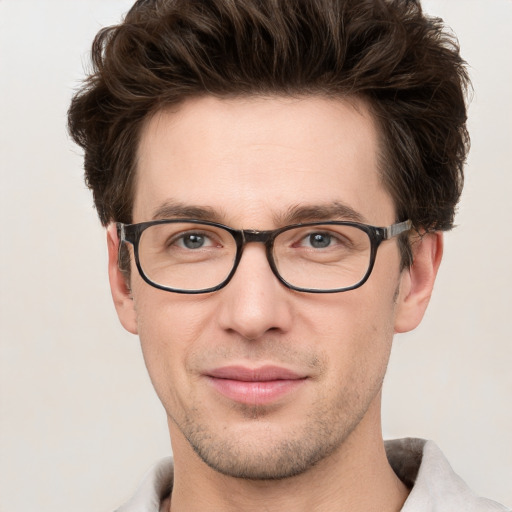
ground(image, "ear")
xmin=107 ymin=224 xmax=138 ymax=334
xmin=394 ymin=231 xmax=443 ymax=333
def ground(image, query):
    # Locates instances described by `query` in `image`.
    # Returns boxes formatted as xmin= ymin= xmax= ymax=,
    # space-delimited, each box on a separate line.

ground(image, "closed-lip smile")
xmin=205 ymin=365 xmax=308 ymax=404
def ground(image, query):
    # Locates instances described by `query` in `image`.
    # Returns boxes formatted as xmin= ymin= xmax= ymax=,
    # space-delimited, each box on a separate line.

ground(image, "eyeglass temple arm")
xmin=384 ymin=220 xmax=413 ymax=239
xmin=116 ymin=223 xmax=126 ymax=241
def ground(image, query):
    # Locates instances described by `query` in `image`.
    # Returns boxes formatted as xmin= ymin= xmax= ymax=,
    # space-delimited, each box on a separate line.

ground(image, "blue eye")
xmin=308 ymin=233 xmax=332 ymax=248
xmin=170 ymin=231 xmax=217 ymax=250
xmin=181 ymin=233 xmax=206 ymax=249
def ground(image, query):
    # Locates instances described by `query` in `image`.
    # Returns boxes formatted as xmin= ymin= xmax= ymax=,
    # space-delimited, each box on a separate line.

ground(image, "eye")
xmin=173 ymin=232 xmax=216 ymax=250
xmin=306 ymin=232 xmax=332 ymax=249
xmin=296 ymin=231 xmax=346 ymax=250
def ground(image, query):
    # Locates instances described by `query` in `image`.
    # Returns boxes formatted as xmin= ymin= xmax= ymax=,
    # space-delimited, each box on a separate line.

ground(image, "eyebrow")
xmin=151 ymin=201 xmax=225 ymax=222
xmin=276 ymin=202 xmax=367 ymax=225
xmin=151 ymin=200 xmax=366 ymax=225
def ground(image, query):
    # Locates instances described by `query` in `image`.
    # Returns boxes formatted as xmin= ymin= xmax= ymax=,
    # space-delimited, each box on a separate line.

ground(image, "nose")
xmin=216 ymin=243 xmax=293 ymax=341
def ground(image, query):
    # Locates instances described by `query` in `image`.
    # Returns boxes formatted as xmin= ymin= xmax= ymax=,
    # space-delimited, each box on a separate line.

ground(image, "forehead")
xmin=134 ymin=95 xmax=395 ymax=226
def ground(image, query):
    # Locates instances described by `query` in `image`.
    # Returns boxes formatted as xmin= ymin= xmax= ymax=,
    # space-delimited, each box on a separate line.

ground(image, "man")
xmin=68 ymin=0 xmax=509 ymax=510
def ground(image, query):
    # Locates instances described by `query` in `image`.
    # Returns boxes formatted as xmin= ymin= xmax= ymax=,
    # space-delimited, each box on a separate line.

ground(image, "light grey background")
xmin=1 ymin=1 xmax=511 ymax=510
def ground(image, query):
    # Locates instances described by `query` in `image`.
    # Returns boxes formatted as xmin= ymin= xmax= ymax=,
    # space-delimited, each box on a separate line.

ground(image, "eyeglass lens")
xmin=136 ymin=221 xmax=373 ymax=292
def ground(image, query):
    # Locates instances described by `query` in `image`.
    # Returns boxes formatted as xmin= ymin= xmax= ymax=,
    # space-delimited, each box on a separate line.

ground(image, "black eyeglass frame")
xmin=117 ymin=219 xmax=412 ymax=294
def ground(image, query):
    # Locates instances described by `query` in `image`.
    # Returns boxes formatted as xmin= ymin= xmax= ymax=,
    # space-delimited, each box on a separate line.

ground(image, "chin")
xmin=179 ymin=411 xmax=358 ymax=481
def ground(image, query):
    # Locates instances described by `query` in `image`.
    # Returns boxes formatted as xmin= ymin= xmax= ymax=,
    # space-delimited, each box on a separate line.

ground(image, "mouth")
xmin=204 ymin=365 xmax=308 ymax=405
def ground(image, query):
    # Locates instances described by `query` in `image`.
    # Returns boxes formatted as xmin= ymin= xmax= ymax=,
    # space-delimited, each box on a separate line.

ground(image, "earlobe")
xmin=107 ymin=224 xmax=138 ymax=335
xmin=394 ymin=231 xmax=443 ymax=334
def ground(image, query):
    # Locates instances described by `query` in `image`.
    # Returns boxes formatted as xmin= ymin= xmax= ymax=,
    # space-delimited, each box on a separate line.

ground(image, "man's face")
xmin=115 ymin=96 xmax=418 ymax=479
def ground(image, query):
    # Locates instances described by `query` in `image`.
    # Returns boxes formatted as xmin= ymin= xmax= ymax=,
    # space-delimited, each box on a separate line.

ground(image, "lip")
xmin=205 ymin=365 xmax=307 ymax=405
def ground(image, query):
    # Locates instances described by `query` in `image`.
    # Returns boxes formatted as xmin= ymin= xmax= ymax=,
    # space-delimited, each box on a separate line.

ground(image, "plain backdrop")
xmin=1 ymin=1 xmax=511 ymax=510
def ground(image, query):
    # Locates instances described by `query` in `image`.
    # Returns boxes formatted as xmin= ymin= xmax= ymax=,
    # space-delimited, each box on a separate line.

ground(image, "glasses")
xmin=117 ymin=219 xmax=412 ymax=294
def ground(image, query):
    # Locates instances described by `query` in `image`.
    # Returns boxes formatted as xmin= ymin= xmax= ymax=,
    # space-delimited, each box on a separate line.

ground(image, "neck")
xmin=166 ymin=401 xmax=409 ymax=512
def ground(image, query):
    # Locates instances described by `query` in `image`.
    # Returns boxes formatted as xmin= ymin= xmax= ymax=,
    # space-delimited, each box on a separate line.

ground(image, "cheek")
xmin=303 ymin=279 xmax=397 ymax=339
xmin=132 ymin=288 xmax=214 ymax=398
xmin=303 ymin=282 xmax=397 ymax=379
xmin=133 ymin=271 xmax=215 ymax=342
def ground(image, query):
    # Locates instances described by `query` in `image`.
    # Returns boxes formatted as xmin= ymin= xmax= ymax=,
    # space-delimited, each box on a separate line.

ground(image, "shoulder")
xmin=115 ymin=457 xmax=174 ymax=512
xmin=385 ymin=438 xmax=510 ymax=512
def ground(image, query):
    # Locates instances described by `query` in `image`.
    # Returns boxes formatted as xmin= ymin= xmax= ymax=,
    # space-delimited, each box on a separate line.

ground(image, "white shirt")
xmin=116 ymin=438 xmax=510 ymax=511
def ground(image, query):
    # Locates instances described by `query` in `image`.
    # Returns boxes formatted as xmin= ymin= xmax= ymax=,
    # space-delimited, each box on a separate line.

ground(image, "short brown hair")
xmin=68 ymin=0 xmax=470 ymax=265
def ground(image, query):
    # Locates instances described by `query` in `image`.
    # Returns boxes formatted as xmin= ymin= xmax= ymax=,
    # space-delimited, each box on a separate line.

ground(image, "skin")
xmin=107 ymin=95 xmax=443 ymax=511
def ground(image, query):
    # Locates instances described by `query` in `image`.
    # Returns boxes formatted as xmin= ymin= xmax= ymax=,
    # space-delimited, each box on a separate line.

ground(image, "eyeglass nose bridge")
xmin=228 ymin=229 xmax=281 ymax=285
xmin=237 ymin=228 xmax=278 ymax=266
xmin=238 ymin=229 xmax=278 ymax=264
xmin=241 ymin=229 xmax=275 ymax=244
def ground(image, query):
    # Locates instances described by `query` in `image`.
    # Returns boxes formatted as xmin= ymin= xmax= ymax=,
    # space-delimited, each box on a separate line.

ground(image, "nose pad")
xmin=216 ymin=244 xmax=293 ymax=340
